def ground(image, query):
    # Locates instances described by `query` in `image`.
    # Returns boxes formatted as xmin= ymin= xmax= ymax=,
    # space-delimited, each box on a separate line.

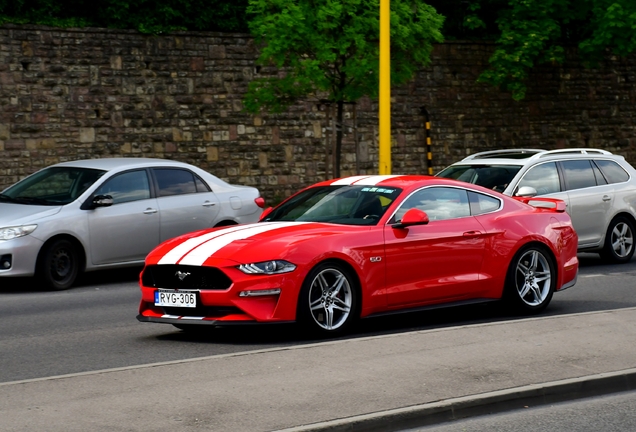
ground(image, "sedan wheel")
xmin=39 ymin=239 xmax=79 ymax=290
xmin=299 ymin=263 xmax=358 ymax=335
xmin=505 ymin=245 xmax=555 ymax=313
xmin=601 ymin=217 xmax=635 ymax=264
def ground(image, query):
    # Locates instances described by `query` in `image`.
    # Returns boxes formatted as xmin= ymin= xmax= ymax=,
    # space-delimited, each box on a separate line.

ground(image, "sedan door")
xmin=384 ymin=187 xmax=487 ymax=306
xmin=87 ymin=169 xmax=160 ymax=265
xmin=151 ymin=168 xmax=221 ymax=242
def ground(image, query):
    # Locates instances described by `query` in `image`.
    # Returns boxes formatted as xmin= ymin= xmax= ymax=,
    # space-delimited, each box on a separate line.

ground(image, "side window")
xmin=393 ymin=187 xmax=470 ymax=222
xmin=195 ymin=176 xmax=211 ymax=192
xmin=153 ymin=168 xmax=198 ymax=197
xmin=591 ymin=162 xmax=608 ymax=185
xmin=595 ymin=160 xmax=630 ymax=184
xmin=95 ymin=170 xmax=151 ymax=204
xmin=517 ymin=162 xmax=561 ymax=195
xmin=468 ymin=191 xmax=502 ymax=215
xmin=561 ymin=160 xmax=597 ymax=190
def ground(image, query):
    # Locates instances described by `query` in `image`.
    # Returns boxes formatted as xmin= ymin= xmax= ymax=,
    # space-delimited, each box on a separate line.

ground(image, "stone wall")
xmin=1 ymin=24 xmax=636 ymax=203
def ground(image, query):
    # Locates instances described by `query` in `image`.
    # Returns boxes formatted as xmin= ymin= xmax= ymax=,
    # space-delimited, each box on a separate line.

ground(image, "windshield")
xmin=1 ymin=167 xmax=106 ymax=205
xmin=262 ymin=185 xmax=402 ymax=225
xmin=437 ymin=165 xmax=521 ymax=193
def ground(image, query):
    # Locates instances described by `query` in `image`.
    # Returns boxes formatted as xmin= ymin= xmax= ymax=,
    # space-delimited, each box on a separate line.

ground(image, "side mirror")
xmin=259 ymin=206 xmax=274 ymax=221
xmin=92 ymin=194 xmax=114 ymax=207
xmin=515 ymin=186 xmax=538 ymax=198
xmin=392 ymin=208 xmax=429 ymax=229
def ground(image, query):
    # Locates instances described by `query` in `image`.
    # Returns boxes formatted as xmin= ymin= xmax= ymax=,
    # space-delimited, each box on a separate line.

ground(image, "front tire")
xmin=38 ymin=239 xmax=79 ymax=290
xmin=600 ymin=216 xmax=635 ymax=264
xmin=297 ymin=262 xmax=358 ymax=336
xmin=504 ymin=245 xmax=556 ymax=314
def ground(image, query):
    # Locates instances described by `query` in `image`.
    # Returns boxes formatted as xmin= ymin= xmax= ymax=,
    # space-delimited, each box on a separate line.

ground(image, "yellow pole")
xmin=379 ymin=0 xmax=391 ymax=175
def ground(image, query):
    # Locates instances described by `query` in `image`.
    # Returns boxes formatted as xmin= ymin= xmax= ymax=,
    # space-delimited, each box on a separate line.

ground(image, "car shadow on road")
xmin=152 ymin=301 xmax=512 ymax=346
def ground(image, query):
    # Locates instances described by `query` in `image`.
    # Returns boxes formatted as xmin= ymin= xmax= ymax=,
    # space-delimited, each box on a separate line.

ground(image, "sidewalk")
xmin=2 ymin=308 xmax=636 ymax=432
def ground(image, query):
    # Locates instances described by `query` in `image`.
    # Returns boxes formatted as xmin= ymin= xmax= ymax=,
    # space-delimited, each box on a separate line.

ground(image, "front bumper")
xmin=137 ymin=261 xmax=303 ymax=325
xmin=0 ymin=235 xmax=44 ymax=278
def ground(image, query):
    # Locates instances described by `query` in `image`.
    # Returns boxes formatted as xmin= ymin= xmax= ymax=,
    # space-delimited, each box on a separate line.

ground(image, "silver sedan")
xmin=0 ymin=158 xmax=264 ymax=290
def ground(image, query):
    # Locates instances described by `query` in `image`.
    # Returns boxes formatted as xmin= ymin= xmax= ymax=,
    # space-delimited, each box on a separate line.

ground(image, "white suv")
xmin=437 ymin=148 xmax=636 ymax=263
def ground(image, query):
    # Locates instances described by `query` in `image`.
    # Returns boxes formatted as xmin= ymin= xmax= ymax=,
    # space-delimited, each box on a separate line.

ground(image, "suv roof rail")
xmin=530 ymin=148 xmax=613 ymax=160
xmin=461 ymin=149 xmax=546 ymax=161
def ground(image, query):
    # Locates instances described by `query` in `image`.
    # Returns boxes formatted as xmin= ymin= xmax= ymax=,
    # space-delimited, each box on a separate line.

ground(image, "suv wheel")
xmin=600 ymin=216 xmax=635 ymax=264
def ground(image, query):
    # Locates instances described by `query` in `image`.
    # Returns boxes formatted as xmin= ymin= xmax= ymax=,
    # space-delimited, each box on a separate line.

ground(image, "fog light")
xmin=1 ymin=254 xmax=11 ymax=269
xmin=238 ymin=288 xmax=281 ymax=297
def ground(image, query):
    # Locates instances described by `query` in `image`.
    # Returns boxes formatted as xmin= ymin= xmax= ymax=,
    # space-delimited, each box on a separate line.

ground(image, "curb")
xmin=275 ymin=368 xmax=636 ymax=432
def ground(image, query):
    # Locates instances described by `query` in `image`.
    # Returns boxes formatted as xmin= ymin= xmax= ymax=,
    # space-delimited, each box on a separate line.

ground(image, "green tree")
xmin=459 ymin=0 xmax=636 ymax=100
xmin=243 ymin=0 xmax=444 ymax=178
xmin=0 ymin=0 xmax=249 ymax=33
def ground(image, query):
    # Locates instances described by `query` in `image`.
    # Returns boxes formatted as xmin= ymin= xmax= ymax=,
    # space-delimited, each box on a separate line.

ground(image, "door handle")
xmin=463 ymin=231 xmax=482 ymax=238
xmin=602 ymin=195 xmax=611 ymax=202
xmin=143 ymin=208 xmax=158 ymax=214
xmin=202 ymin=201 xmax=216 ymax=207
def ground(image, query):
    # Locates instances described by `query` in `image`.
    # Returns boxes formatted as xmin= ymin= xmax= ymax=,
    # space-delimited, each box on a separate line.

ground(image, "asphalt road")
xmin=1 ymin=253 xmax=635 ymax=384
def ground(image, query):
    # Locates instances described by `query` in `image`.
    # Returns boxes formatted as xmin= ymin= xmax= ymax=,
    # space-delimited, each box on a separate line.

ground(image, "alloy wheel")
xmin=308 ymin=268 xmax=353 ymax=331
xmin=514 ymin=249 xmax=552 ymax=307
xmin=610 ymin=221 xmax=634 ymax=259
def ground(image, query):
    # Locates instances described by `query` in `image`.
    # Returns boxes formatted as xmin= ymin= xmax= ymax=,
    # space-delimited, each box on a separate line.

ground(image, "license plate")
xmin=154 ymin=290 xmax=197 ymax=308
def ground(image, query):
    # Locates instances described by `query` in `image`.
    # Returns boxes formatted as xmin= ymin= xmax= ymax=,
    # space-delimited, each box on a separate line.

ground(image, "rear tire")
xmin=504 ymin=245 xmax=556 ymax=314
xmin=38 ymin=239 xmax=79 ymax=290
xmin=600 ymin=216 xmax=635 ymax=264
xmin=297 ymin=262 xmax=359 ymax=336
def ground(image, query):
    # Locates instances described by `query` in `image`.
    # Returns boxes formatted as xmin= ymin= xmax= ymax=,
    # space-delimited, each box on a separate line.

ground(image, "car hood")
xmin=0 ymin=203 xmax=63 ymax=226
xmin=147 ymin=221 xmax=367 ymax=266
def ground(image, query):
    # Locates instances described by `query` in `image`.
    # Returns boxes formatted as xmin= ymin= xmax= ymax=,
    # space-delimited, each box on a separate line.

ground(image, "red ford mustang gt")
xmin=137 ymin=175 xmax=579 ymax=335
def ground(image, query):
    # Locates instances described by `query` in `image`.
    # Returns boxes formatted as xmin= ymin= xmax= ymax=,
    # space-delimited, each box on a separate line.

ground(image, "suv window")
xmin=595 ymin=160 xmax=630 ymax=184
xmin=153 ymin=168 xmax=208 ymax=197
xmin=517 ymin=162 xmax=561 ymax=195
xmin=436 ymin=165 xmax=521 ymax=193
xmin=561 ymin=160 xmax=597 ymax=190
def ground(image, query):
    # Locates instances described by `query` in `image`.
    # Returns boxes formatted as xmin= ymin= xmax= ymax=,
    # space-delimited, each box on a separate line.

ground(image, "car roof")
xmin=454 ymin=148 xmax=617 ymax=165
xmin=51 ymin=157 xmax=192 ymax=171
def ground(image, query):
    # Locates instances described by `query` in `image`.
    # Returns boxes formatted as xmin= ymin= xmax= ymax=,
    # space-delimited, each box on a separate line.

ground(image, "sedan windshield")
xmin=437 ymin=164 xmax=521 ymax=193
xmin=262 ymin=185 xmax=402 ymax=225
xmin=1 ymin=167 xmax=106 ymax=205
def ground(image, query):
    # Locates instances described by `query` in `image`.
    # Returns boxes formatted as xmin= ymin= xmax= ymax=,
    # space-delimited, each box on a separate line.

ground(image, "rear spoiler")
xmin=513 ymin=197 xmax=567 ymax=213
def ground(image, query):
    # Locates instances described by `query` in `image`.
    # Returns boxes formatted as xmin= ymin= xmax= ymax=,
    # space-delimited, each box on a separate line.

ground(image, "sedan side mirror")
xmin=515 ymin=186 xmax=538 ymax=198
xmin=91 ymin=194 xmax=114 ymax=208
xmin=392 ymin=208 xmax=430 ymax=229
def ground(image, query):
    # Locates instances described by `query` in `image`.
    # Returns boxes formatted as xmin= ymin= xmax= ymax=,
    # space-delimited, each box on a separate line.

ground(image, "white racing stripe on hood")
xmin=352 ymin=175 xmax=403 ymax=185
xmin=331 ymin=176 xmax=372 ymax=185
xmin=177 ymin=221 xmax=307 ymax=266
xmin=331 ymin=175 xmax=403 ymax=186
xmin=158 ymin=224 xmax=259 ymax=265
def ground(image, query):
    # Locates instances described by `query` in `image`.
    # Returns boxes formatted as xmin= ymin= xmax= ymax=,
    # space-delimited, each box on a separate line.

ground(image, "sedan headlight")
xmin=0 ymin=225 xmax=37 ymax=241
xmin=238 ymin=260 xmax=296 ymax=275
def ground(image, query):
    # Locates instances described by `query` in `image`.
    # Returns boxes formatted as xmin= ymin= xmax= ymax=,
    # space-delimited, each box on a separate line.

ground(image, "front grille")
xmin=142 ymin=265 xmax=232 ymax=290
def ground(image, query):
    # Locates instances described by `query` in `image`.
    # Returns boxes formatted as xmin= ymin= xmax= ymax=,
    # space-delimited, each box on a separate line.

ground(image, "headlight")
xmin=238 ymin=260 xmax=296 ymax=275
xmin=0 ymin=225 xmax=37 ymax=241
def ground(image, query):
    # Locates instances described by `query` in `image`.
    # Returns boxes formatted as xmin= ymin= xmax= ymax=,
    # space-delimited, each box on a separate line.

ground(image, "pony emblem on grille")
xmin=175 ymin=271 xmax=191 ymax=281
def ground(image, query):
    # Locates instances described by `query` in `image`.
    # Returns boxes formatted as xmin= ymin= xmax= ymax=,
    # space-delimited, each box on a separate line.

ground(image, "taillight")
xmin=255 ymin=197 xmax=266 ymax=208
